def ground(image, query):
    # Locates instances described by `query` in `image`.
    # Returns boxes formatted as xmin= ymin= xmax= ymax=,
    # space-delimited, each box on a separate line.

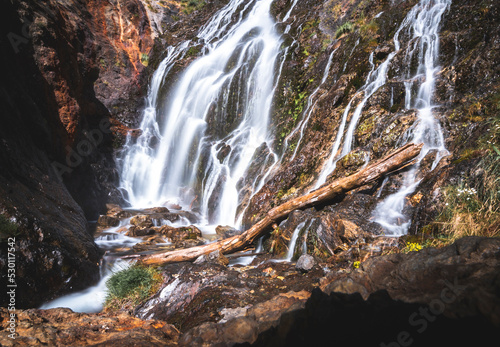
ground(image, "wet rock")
xmin=328 ymin=148 xmax=370 ymax=180
xmin=130 ymin=215 xmax=154 ymax=228
xmin=134 ymin=260 xmax=322 ymax=332
xmin=132 ymin=236 xmax=169 ymax=252
xmin=216 ymin=143 xmax=231 ymax=163
xmin=126 ymin=226 xmax=156 ymax=237
xmin=97 ymin=214 xmax=120 ymax=227
xmin=165 ymin=202 xmax=182 ymax=210
xmin=0 ymin=308 xmax=179 ymax=346
xmin=176 ymin=210 xmax=200 ymax=223
xmin=144 ymin=207 xmax=170 ymax=214
xmin=194 ymin=250 xmax=229 ymax=266
xmin=296 ymin=254 xmax=316 ymax=273
xmin=216 ymin=225 xmax=242 ymax=239
xmin=159 ymin=225 xmax=203 ymax=242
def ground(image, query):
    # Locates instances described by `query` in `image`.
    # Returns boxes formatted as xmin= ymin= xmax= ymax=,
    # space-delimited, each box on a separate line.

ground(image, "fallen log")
xmin=136 ymin=143 xmax=423 ymax=265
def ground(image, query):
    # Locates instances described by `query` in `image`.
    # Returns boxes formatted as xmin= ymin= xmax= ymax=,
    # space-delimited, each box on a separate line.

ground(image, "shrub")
xmin=439 ymin=152 xmax=500 ymax=240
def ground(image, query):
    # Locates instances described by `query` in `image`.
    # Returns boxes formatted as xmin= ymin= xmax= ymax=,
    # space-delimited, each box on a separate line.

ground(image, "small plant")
xmin=402 ymin=242 xmax=422 ymax=253
xmin=0 ymin=214 xmax=18 ymax=241
xmin=353 ymin=261 xmax=360 ymax=269
xmin=335 ymin=22 xmax=354 ymax=39
xmin=140 ymin=53 xmax=149 ymax=67
xmin=105 ymin=263 xmax=162 ymax=310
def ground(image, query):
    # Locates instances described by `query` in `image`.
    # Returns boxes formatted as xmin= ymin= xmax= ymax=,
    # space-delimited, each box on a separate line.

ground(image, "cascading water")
xmin=40 ymin=220 xmax=142 ymax=312
xmin=373 ymin=0 xmax=450 ymax=235
xmin=314 ymin=38 xmax=402 ymax=189
xmin=119 ymin=0 xmax=296 ymax=228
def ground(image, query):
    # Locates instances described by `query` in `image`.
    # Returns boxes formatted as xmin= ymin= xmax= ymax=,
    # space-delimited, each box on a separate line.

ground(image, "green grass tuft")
xmin=105 ymin=264 xmax=163 ymax=310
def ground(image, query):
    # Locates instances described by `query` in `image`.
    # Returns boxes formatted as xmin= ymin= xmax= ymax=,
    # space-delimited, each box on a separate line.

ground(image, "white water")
xmin=119 ymin=0 xmax=300 ymax=229
xmin=40 ymin=221 xmax=142 ymax=313
xmin=373 ymin=0 xmax=450 ymax=235
xmin=284 ymin=221 xmax=306 ymax=261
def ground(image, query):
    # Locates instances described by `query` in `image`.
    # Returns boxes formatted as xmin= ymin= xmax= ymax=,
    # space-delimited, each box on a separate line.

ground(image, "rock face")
xmin=0 ymin=0 xmax=159 ymax=307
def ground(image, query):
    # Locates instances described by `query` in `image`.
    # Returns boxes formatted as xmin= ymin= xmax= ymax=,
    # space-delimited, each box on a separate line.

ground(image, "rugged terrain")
xmin=0 ymin=0 xmax=499 ymax=345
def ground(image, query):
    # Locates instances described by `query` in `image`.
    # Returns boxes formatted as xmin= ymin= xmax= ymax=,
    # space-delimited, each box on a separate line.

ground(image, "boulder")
xmin=296 ymin=254 xmax=316 ymax=272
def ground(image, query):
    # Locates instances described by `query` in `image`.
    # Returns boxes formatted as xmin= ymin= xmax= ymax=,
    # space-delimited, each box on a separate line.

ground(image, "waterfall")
xmin=373 ymin=0 xmax=450 ymax=236
xmin=119 ymin=0 xmax=297 ymax=227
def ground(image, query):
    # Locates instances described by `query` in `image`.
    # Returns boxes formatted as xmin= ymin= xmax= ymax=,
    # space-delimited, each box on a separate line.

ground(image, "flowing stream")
xmin=40 ymin=220 xmax=142 ymax=312
xmin=372 ymin=0 xmax=450 ymax=235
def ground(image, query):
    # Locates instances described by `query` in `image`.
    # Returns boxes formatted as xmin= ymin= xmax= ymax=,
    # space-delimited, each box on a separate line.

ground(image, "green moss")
xmin=180 ymin=0 xmax=206 ymax=14
xmin=335 ymin=22 xmax=354 ymax=39
xmin=186 ymin=46 xmax=201 ymax=58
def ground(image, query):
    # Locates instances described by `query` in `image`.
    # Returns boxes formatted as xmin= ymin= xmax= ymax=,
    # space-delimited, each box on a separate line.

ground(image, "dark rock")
xmin=322 ymin=237 xmax=500 ymax=326
xmin=245 ymin=288 xmax=499 ymax=347
xmin=295 ymin=255 xmax=316 ymax=272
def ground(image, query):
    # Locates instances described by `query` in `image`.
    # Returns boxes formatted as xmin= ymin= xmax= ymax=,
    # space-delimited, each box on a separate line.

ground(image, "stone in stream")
xmin=158 ymin=224 xmax=203 ymax=242
xmin=130 ymin=214 xmax=154 ymax=228
xmin=215 ymin=225 xmax=242 ymax=239
xmin=194 ymin=249 xmax=229 ymax=266
xmin=125 ymin=226 xmax=156 ymax=237
xmin=296 ymin=254 xmax=316 ymax=273
xmin=97 ymin=215 xmax=120 ymax=227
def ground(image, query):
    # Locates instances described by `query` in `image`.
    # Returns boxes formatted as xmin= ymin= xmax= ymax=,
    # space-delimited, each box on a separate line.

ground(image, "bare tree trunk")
xmin=135 ymin=143 xmax=423 ymax=265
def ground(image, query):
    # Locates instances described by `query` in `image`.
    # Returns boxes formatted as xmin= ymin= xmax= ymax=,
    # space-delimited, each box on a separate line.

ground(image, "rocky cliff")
xmin=0 ymin=0 xmax=196 ymax=308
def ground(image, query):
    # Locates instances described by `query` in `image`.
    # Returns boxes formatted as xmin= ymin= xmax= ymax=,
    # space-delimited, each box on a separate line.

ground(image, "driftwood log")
xmin=135 ymin=143 xmax=423 ymax=265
